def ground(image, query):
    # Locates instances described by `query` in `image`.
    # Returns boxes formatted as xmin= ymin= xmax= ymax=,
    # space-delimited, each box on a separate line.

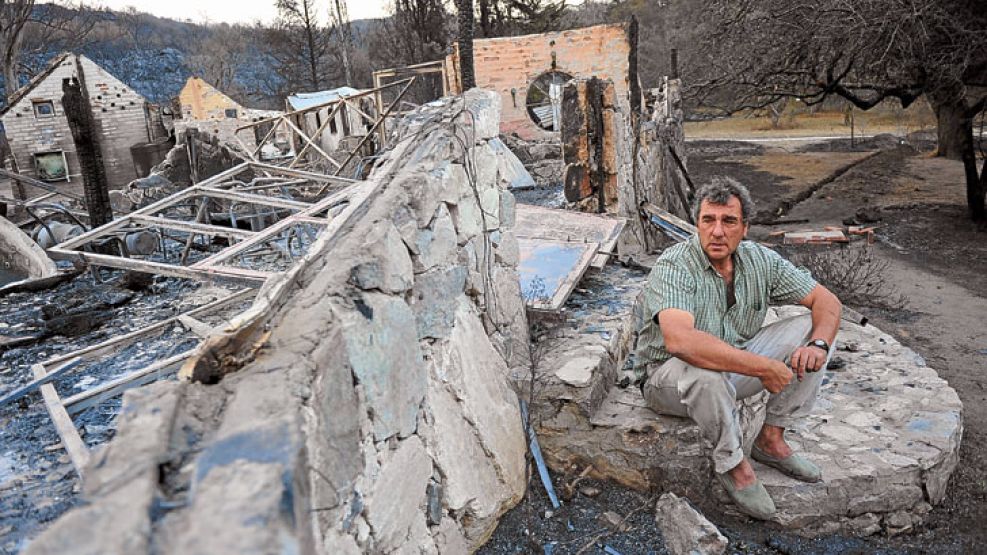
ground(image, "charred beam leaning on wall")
xmin=640 ymin=201 xmax=695 ymax=242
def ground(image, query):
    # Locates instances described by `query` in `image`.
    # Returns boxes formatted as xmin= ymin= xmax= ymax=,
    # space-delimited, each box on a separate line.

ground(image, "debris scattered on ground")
xmin=783 ymin=230 xmax=849 ymax=244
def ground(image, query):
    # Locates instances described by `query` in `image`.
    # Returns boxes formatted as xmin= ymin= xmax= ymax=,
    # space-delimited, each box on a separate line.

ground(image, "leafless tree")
xmin=366 ymin=0 xmax=448 ymax=102
xmin=1 ymin=1 xmax=99 ymax=104
xmin=370 ymin=0 xmax=448 ymax=68
xmin=268 ymin=0 xmax=335 ymax=93
xmin=328 ymin=0 xmax=353 ymax=87
xmin=186 ymin=24 xmax=251 ymax=96
xmin=474 ymin=0 xmax=566 ymax=37
xmin=690 ymin=0 xmax=987 ymax=221
xmin=0 ymin=0 xmax=33 ymax=104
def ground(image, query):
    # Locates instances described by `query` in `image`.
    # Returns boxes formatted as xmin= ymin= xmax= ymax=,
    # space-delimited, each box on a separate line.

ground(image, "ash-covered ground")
xmin=0 ymin=273 xmax=245 ymax=553
xmin=481 ymin=470 xmax=923 ymax=555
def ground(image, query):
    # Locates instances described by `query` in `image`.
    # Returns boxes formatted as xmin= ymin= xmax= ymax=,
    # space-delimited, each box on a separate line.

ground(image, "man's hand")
xmin=789 ymin=345 xmax=827 ymax=380
xmin=761 ymin=360 xmax=794 ymax=394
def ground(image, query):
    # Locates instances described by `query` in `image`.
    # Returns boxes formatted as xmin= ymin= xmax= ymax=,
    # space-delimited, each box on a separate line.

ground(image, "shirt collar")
xmin=688 ymin=234 xmax=745 ymax=276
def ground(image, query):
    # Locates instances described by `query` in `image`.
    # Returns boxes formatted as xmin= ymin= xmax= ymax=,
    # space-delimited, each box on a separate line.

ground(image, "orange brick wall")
xmin=447 ymin=24 xmax=632 ymax=139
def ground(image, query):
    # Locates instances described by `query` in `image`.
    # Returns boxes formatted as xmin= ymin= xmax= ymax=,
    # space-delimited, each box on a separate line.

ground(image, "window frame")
xmin=32 ymin=100 xmax=56 ymax=119
xmin=33 ymin=150 xmax=70 ymax=182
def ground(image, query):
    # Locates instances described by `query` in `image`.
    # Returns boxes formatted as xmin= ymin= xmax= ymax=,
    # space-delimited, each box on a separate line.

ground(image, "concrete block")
xmin=654 ymin=493 xmax=727 ymax=555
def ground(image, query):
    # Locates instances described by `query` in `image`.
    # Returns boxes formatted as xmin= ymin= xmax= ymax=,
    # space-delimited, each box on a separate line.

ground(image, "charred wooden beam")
xmin=62 ymin=74 xmax=113 ymax=228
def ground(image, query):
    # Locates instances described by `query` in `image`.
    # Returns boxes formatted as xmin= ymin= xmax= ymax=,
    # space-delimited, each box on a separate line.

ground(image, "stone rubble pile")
xmin=499 ymin=133 xmax=564 ymax=188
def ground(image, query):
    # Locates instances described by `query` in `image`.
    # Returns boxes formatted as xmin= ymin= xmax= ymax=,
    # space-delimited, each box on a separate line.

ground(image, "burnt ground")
xmin=484 ymin=138 xmax=987 ymax=553
xmin=0 ymin=274 xmax=245 ymax=554
xmin=2 ymin=139 xmax=984 ymax=554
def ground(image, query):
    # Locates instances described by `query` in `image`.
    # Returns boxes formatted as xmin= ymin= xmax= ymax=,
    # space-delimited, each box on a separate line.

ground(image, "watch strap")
xmin=807 ymin=338 xmax=830 ymax=352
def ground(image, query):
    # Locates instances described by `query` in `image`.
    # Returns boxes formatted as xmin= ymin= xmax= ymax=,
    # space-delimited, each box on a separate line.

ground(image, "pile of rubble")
xmin=499 ymin=134 xmax=564 ymax=188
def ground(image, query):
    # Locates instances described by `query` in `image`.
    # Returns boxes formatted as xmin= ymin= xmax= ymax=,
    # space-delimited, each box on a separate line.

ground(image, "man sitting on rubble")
xmin=636 ymin=176 xmax=842 ymax=520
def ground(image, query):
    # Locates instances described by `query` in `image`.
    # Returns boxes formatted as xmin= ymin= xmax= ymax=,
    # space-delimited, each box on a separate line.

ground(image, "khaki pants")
xmin=642 ymin=314 xmax=831 ymax=474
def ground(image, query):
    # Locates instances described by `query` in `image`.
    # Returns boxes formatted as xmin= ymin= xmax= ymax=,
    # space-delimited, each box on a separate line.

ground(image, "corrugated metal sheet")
xmin=286 ymin=87 xmax=362 ymax=111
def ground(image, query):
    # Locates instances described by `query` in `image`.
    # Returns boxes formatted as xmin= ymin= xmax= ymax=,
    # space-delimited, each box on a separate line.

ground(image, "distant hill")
xmin=0 ymin=6 xmax=382 ymax=111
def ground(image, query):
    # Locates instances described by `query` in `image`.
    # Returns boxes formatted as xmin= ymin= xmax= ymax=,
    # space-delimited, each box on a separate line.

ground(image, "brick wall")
xmin=178 ymin=77 xmax=283 ymax=153
xmin=0 ymin=54 xmax=153 ymax=197
xmin=1 ymin=57 xmax=79 ymax=195
xmin=447 ymin=23 xmax=632 ymax=140
xmin=179 ymin=77 xmax=241 ymax=121
xmin=80 ymin=56 xmax=152 ymax=190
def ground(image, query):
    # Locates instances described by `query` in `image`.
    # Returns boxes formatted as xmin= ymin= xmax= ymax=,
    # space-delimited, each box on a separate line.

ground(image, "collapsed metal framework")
xmin=47 ymin=162 xmax=362 ymax=286
xmin=1 ymin=288 xmax=256 ymax=478
xmin=232 ymin=78 xmax=417 ymax=177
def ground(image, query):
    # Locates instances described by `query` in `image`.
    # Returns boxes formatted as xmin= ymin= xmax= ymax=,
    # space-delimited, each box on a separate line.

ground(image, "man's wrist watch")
xmin=807 ymin=339 xmax=830 ymax=352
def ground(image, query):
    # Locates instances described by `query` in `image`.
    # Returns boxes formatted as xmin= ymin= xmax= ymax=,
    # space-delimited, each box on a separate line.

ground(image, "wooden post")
xmin=456 ymin=0 xmax=476 ymax=90
xmin=588 ymin=78 xmax=606 ymax=213
xmin=32 ymin=364 xmax=90 ymax=478
xmin=61 ymin=75 xmax=113 ymax=228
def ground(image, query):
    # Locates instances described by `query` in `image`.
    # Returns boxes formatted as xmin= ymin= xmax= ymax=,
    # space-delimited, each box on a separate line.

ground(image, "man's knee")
xmin=775 ymin=313 xmax=813 ymax=336
xmin=681 ymin=368 xmax=735 ymax=402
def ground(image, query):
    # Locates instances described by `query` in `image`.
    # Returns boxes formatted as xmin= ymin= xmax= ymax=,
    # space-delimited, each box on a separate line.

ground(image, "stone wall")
xmin=446 ymin=24 xmax=632 ymax=140
xmin=25 ymin=90 xmax=530 ymax=555
xmin=1 ymin=54 xmax=154 ymax=195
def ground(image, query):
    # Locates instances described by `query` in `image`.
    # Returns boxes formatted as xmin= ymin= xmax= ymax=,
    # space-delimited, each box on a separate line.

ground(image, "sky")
xmin=83 ymin=0 xmax=391 ymax=25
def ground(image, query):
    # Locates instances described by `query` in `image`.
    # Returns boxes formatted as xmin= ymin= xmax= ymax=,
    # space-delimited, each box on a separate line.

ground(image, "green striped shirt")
xmin=634 ymin=235 xmax=817 ymax=377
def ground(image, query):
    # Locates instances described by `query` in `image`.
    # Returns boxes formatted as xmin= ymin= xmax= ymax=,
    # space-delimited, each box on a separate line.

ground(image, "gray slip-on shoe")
xmin=715 ymin=472 xmax=776 ymax=520
xmin=751 ymin=444 xmax=822 ymax=483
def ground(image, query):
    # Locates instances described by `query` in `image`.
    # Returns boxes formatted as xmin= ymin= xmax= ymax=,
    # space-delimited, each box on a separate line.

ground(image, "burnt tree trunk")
xmin=964 ymin=143 xmax=986 ymax=222
xmin=62 ymin=77 xmax=113 ymax=228
xmin=980 ymin=157 xmax=987 ymax=223
xmin=932 ymin=97 xmax=973 ymax=161
xmin=930 ymin=94 xmax=986 ymax=221
xmin=456 ymin=0 xmax=476 ymax=90
xmin=587 ymin=78 xmax=605 ymax=213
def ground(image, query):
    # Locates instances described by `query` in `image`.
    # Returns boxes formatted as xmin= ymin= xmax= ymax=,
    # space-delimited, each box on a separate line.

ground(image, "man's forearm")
xmin=808 ymin=289 xmax=842 ymax=347
xmin=667 ymin=328 xmax=775 ymax=379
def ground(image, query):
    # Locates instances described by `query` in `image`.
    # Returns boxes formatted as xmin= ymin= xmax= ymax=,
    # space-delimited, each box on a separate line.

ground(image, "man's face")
xmin=697 ymin=196 xmax=748 ymax=263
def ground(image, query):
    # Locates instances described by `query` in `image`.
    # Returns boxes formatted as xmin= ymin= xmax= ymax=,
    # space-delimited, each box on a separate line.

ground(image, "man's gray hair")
xmin=692 ymin=176 xmax=756 ymax=223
